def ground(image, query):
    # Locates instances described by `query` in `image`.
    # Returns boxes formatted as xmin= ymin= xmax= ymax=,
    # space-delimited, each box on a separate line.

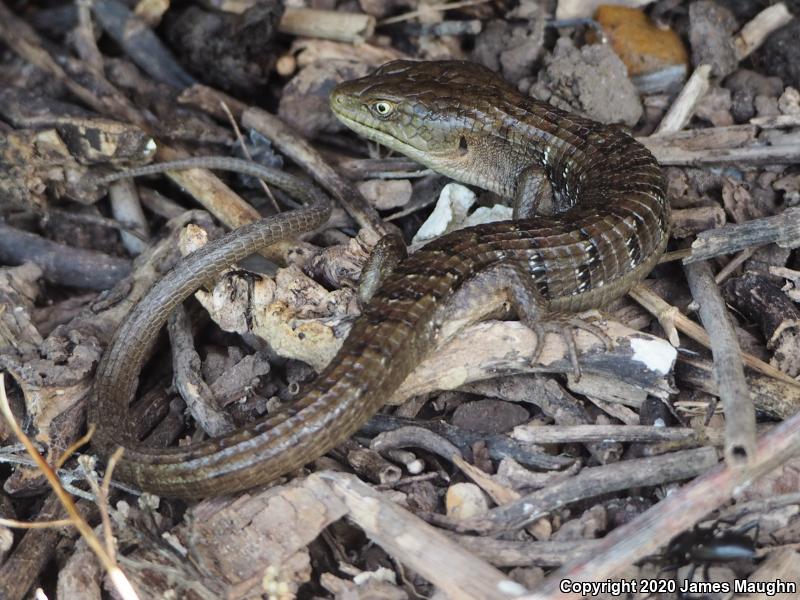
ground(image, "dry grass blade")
xmin=378 ymin=0 xmax=492 ymax=26
xmin=0 ymin=517 xmax=74 ymax=529
xmin=54 ymin=424 xmax=95 ymax=471
xmin=0 ymin=374 xmax=140 ymax=600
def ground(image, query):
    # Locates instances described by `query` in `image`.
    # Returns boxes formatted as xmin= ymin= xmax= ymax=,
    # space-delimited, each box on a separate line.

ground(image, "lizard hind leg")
xmin=529 ymin=313 xmax=614 ymax=381
xmin=495 ymin=263 xmax=613 ymax=380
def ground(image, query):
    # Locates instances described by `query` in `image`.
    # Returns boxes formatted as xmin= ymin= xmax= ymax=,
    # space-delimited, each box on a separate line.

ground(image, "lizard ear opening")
xmin=458 ymin=136 xmax=468 ymax=155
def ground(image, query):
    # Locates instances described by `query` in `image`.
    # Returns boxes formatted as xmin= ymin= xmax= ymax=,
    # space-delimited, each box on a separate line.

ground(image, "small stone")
xmin=472 ymin=17 xmax=545 ymax=84
xmin=689 ymin=1 xmax=739 ymax=78
xmin=754 ymin=94 xmax=780 ymax=118
xmin=724 ymin=69 xmax=784 ymax=122
xmin=356 ymin=179 xmax=412 ymax=210
xmin=594 ymin=5 xmax=688 ymax=77
xmin=405 ymin=480 xmax=439 ymax=513
xmin=452 ymin=399 xmax=530 ymax=434
xmin=752 ymin=18 xmax=800 ymax=88
xmin=358 ymin=0 xmax=413 ymax=18
xmin=508 ymin=567 xmax=545 ymax=590
xmin=774 ymin=172 xmax=800 ymax=206
xmin=779 ymin=87 xmax=800 ymax=116
xmin=446 ymin=483 xmax=489 ymax=519
xmin=530 ymin=37 xmax=642 ymax=126
xmin=712 ymin=0 xmax=775 ymax=21
xmin=695 ymin=86 xmax=733 ymax=127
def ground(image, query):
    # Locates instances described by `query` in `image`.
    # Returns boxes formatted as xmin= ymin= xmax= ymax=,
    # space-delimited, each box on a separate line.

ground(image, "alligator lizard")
xmin=89 ymin=60 xmax=669 ymax=498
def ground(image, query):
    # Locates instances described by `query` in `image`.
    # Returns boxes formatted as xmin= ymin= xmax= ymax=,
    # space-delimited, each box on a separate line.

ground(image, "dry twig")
xmin=684 ymin=261 xmax=756 ymax=466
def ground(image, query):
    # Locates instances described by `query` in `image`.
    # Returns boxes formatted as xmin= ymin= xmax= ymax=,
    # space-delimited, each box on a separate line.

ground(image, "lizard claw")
xmin=530 ymin=312 xmax=613 ymax=381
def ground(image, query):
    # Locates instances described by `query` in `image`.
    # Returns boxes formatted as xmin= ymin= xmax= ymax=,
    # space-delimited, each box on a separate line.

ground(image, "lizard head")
xmin=330 ymin=60 xmax=511 ymax=176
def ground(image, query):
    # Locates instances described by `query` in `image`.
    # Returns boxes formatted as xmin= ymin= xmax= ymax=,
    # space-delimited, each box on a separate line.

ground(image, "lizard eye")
xmin=372 ymin=101 xmax=394 ymax=117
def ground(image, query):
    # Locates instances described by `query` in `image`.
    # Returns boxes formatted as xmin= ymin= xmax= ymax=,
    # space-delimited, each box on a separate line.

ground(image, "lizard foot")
xmin=530 ymin=312 xmax=613 ymax=381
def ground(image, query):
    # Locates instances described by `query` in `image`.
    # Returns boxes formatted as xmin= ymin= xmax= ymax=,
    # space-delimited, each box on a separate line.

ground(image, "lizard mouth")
xmin=331 ymin=109 xmax=430 ymax=166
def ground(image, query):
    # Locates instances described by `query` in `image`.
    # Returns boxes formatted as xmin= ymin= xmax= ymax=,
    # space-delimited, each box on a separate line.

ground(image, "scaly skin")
xmin=90 ymin=62 xmax=669 ymax=498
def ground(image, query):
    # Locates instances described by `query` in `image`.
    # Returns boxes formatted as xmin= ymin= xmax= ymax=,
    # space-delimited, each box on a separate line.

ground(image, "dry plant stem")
xmin=150 ymin=146 xmax=295 ymax=258
xmin=0 ymin=454 xmax=99 ymax=501
xmin=99 ymin=447 xmax=124 ymax=567
xmin=466 ymin=376 xmax=624 ymax=463
xmin=0 ymin=517 xmax=74 ymax=529
xmin=279 ymin=8 xmax=375 ymax=43
xmin=379 ymin=0 xmax=492 ymax=25
xmin=642 ymin=115 xmax=800 ymax=148
xmin=138 ymin=188 xmax=184 ymax=219
xmin=74 ymin=0 xmax=103 ymax=70
xmin=152 ymin=155 xmax=298 ymax=258
xmin=333 ymin=156 xmax=422 ymax=179
xmin=453 ymin=455 xmax=518 ymax=505
xmin=346 ymin=446 xmax=402 ymax=484
xmin=715 ymin=248 xmax=756 ymax=284
xmin=438 ymin=447 xmax=717 ymax=534
xmin=381 ymin=449 xmax=424 ymax=476
xmin=0 ymin=375 xmax=140 ymax=600
xmin=637 ymin=115 xmax=800 ymax=165
xmin=734 ymin=2 xmax=793 ymax=60
xmin=585 ymin=395 xmax=639 ymax=425
xmin=684 ymin=261 xmax=756 ymax=466
xmin=0 ymin=494 xmax=74 ymax=600
xmin=220 ymin=100 xmax=280 ymax=213
xmin=652 ymin=64 xmax=711 ymax=135
xmin=81 ymin=445 xmax=123 ymax=569
xmin=320 ymin=471 xmax=527 ymax=599
xmin=640 ymin=117 xmax=800 ymax=166
xmin=0 ymin=222 xmax=131 ymax=291
xmin=685 ymin=207 xmax=800 ymax=264
xmin=511 ymin=424 xmax=697 ymax=444
xmin=153 ymin=151 xmax=291 ymax=255
xmin=242 ymin=105 xmax=387 ymax=236
xmin=676 ymin=357 xmax=800 ymax=420
xmin=371 ymin=426 xmax=463 ymax=462
xmin=363 ymin=414 xmax=572 ymax=470
xmin=90 ymin=0 xmax=195 ymax=89
xmin=167 ymin=305 xmax=234 ymax=436
xmin=55 ymin=424 xmax=96 ymax=470
xmin=629 ymin=283 xmax=800 ymax=388
xmin=659 ymin=248 xmax=692 ymax=263
xmin=48 ymin=208 xmax=148 ymax=242
xmin=718 ymin=491 xmax=800 ymax=522
xmin=109 ymin=180 xmax=150 ymax=255
xmin=156 ymin=146 xmax=261 ymax=229
xmin=646 ymin=143 xmax=800 ymax=166
xmin=670 ymin=205 xmax=726 ymax=239
xmin=522 ymin=407 xmax=800 ymax=600
xmin=450 ymin=535 xmax=600 ymax=568
xmin=751 ymin=114 xmax=800 ymax=127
